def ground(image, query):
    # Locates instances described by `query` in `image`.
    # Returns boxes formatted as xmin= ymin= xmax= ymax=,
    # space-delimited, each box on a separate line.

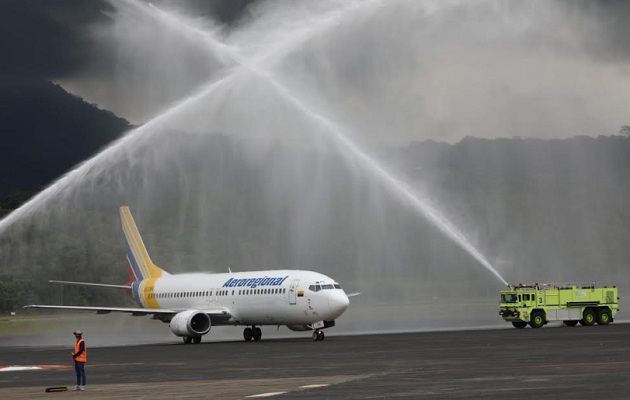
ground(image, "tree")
xmin=620 ymin=126 xmax=630 ymax=137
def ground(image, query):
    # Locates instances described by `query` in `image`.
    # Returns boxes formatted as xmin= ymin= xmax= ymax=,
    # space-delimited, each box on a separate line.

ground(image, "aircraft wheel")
xmin=318 ymin=331 xmax=325 ymax=341
xmin=183 ymin=336 xmax=192 ymax=344
xmin=243 ymin=328 xmax=253 ymax=341
xmin=193 ymin=336 xmax=202 ymax=344
xmin=253 ymin=327 xmax=262 ymax=341
xmin=312 ymin=331 xmax=319 ymax=341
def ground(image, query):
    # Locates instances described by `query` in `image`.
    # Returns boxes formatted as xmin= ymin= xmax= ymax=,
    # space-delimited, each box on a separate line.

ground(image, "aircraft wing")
xmin=49 ymin=280 xmax=132 ymax=289
xmin=23 ymin=305 xmax=232 ymax=320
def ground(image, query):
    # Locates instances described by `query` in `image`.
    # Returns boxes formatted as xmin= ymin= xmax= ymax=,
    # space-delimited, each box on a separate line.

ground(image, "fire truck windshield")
xmin=501 ymin=294 xmax=519 ymax=303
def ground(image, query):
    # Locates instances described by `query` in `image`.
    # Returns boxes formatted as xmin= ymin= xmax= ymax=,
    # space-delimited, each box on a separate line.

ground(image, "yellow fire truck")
xmin=499 ymin=283 xmax=619 ymax=328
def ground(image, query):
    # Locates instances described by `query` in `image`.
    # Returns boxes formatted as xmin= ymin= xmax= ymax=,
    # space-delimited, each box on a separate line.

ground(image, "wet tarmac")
xmin=1 ymin=323 xmax=630 ymax=399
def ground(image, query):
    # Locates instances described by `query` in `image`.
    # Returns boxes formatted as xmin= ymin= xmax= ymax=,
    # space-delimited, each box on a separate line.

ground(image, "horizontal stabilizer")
xmin=49 ymin=280 xmax=131 ymax=289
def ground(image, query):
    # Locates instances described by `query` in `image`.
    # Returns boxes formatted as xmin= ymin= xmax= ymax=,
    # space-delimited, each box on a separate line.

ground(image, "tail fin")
xmin=120 ymin=206 xmax=169 ymax=281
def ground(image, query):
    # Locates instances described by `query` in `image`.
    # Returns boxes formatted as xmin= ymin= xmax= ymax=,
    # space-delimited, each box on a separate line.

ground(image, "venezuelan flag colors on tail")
xmin=120 ymin=206 xmax=169 ymax=281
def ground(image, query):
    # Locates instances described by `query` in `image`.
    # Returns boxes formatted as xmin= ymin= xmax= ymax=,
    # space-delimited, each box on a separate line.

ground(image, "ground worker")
xmin=71 ymin=330 xmax=87 ymax=391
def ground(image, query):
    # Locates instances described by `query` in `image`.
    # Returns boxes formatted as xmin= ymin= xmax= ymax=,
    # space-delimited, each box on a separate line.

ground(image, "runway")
xmin=2 ymin=323 xmax=630 ymax=399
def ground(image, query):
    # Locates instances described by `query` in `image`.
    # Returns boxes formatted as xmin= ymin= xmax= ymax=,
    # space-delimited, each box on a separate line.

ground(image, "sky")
xmin=1 ymin=0 xmax=629 ymax=143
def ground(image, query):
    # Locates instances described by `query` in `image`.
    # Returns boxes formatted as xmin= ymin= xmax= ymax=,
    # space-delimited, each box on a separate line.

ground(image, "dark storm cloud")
xmin=557 ymin=0 xmax=630 ymax=62
xmin=0 ymin=0 xmax=112 ymax=86
xmin=0 ymin=0 xmax=256 ymax=88
xmin=176 ymin=0 xmax=258 ymax=24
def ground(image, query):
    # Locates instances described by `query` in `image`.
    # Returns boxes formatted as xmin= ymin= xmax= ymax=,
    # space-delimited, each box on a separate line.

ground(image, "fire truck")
xmin=499 ymin=283 xmax=619 ymax=328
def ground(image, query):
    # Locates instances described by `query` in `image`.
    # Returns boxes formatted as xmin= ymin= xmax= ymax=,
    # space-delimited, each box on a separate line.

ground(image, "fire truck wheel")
xmin=580 ymin=309 xmax=596 ymax=326
xmin=597 ymin=309 xmax=612 ymax=325
xmin=512 ymin=321 xmax=527 ymax=329
xmin=563 ymin=320 xmax=578 ymax=327
xmin=529 ymin=312 xmax=545 ymax=328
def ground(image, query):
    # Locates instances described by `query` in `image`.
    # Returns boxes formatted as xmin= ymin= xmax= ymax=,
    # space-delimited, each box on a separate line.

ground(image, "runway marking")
xmin=539 ymin=361 xmax=630 ymax=369
xmin=89 ymin=362 xmax=146 ymax=368
xmin=246 ymin=392 xmax=288 ymax=398
xmin=0 ymin=365 xmax=72 ymax=372
xmin=299 ymin=384 xmax=330 ymax=389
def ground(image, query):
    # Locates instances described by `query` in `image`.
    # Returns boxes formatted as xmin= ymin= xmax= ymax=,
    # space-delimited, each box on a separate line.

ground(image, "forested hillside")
xmin=1 ymin=134 xmax=630 ymax=313
xmin=0 ymin=80 xmax=131 ymax=197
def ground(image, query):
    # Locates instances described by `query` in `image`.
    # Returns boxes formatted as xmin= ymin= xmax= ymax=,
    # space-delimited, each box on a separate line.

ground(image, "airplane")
xmin=25 ymin=206 xmax=354 ymax=343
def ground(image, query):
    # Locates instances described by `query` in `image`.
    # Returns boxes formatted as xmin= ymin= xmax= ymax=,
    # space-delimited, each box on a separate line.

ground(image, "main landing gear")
xmin=312 ymin=330 xmax=325 ymax=341
xmin=243 ymin=326 xmax=262 ymax=341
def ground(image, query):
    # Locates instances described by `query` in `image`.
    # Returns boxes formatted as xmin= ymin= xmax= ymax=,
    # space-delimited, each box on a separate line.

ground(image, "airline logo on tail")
xmin=120 ymin=206 xmax=169 ymax=282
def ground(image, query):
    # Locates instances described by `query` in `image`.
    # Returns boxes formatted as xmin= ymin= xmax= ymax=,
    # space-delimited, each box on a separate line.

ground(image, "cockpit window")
xmin=334 ymin=284 xmax=341 ymax=289
xmin=309 ymin=284 xmax=322 ymax=292
xmin=321 ymin=284 xmax=334 ymax=290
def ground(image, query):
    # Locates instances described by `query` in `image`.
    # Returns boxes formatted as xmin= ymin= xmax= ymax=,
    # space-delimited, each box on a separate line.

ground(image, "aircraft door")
xmin=289 ymin=279 xmax=299 ymax=305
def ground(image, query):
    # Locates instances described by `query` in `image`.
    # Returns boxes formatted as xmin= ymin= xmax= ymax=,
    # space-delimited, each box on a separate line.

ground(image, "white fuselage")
xmin=135 ymin=269 xmax=350 ymax=326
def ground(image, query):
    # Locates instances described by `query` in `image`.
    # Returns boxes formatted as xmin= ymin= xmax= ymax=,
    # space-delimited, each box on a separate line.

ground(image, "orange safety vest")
xmin=74 ymin=338 xmax=87 ymax=363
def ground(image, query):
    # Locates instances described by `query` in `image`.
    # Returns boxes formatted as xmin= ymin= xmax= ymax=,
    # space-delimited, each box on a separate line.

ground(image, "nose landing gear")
xmin=312 ymin=330 xmax=325 ymax=341
xmin=243 ymin=326 xmax=262 ymax=341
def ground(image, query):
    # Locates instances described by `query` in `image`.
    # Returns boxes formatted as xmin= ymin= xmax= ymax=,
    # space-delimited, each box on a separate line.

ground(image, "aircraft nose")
xmin=329 ymin=292 xmax=350 ymax=317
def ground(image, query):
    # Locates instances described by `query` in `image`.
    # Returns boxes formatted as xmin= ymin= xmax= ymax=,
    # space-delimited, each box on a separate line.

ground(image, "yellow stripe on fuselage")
xmin=120 ymin=207 xmax=163 ymax=279
xmin=139 ymin=278 xmax=161 ymax=309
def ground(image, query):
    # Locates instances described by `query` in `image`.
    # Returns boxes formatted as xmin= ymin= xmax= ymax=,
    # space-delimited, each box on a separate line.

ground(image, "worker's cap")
xmin=73 ymin=330 xmax=82 ymax=336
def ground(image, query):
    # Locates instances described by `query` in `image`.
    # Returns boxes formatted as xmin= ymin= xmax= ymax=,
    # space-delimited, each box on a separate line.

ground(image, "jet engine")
xmin=169 ymin=310 xmax=211 ymax=337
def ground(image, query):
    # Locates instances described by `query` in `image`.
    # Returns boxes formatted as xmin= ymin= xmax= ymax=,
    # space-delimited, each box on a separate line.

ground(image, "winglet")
xmin=120 ymin=206 xmax=169 ymax=281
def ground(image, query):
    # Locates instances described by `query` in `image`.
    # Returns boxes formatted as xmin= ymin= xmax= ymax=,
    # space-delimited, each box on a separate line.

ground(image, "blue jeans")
xmin=74 ymin=362 xmax=86 ymax=386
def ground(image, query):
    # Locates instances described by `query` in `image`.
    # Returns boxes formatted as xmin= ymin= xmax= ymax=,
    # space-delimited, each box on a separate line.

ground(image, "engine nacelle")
xmin=169 ymin=310 xmax=211 ymax=337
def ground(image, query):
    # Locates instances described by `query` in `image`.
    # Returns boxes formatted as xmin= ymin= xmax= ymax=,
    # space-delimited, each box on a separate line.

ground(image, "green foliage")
xmin=1 ymin=134 xmax=630 ymax=312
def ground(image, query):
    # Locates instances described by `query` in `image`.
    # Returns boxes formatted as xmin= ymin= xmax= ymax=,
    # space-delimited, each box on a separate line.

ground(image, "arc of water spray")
xmin=138 ymin=1 xmax=509 ymax=285
xmin=0 ymin=0 xmax=508 ymax=286
xmin=244 ymin=67 xmax=509 ymax=286
xmin=0 ymin=0 xmax=374 ymax=232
